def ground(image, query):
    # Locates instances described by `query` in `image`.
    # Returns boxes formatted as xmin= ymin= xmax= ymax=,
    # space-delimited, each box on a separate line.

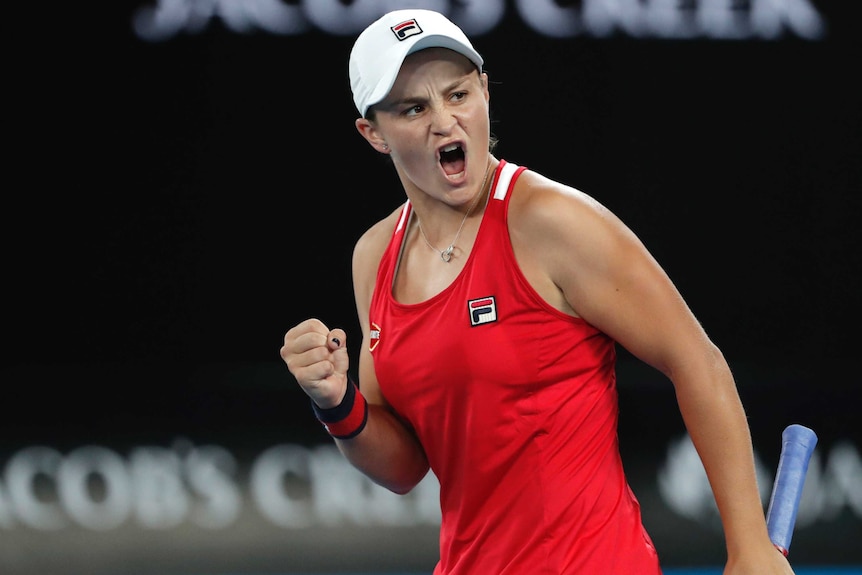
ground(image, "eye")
xmin=450 ymin=91 xmax=467 ymax=102
xmin=404 ymin=104 xmax=425 ymax=117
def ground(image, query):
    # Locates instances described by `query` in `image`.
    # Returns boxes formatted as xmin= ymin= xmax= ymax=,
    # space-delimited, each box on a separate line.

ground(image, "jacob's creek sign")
xmin=131 ymin=0 xmax=827 ymax=42
xmin=1 ymin=436 xmax=858 ymax=533
xmin=0 ymin=441 xmax=440 ymax=532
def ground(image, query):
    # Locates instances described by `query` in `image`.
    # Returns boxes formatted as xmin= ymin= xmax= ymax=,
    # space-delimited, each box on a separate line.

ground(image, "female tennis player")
xmin=281 ymin=9 xmax=795 ymax=575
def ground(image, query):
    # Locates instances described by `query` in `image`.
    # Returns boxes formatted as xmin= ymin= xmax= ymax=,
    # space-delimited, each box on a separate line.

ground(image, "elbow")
xmin=389 ymin=484 xmax=417 ymax=496
xmin=376 ymin=464 xmax=430 ymax=495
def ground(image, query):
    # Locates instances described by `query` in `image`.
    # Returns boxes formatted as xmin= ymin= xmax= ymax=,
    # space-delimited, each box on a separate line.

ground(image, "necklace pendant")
xmin=441 ymin=245 xmax=454 ymax=262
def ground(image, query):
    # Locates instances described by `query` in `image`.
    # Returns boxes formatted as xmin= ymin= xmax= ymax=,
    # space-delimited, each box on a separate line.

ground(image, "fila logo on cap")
xmin=468 ymin=296 xmax=497 ymax=327
xmin=391 ymin=18 xmax=423 ymax=41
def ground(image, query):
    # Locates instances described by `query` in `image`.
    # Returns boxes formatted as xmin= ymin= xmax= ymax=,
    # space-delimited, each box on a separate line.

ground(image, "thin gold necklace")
xmin=418 ymin=160 xmax=493 ymax=263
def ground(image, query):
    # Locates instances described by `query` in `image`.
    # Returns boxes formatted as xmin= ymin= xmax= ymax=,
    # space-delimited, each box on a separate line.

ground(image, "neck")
xmin=415 ymin=157 xmax=495 ymax=262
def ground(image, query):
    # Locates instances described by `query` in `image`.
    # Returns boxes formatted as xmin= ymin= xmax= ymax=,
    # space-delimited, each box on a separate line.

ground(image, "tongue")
xmin=441 ymin=156 xmax=465 ymax=176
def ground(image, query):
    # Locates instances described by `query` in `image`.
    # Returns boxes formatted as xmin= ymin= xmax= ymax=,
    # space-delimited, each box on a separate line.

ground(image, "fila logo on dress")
xmin=468 ymin=296 xmax=497 ymax=327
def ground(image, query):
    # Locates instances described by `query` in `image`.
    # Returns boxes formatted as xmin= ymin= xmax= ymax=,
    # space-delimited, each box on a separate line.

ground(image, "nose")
xmin=429 ymin=105 xmax=457 ymax=135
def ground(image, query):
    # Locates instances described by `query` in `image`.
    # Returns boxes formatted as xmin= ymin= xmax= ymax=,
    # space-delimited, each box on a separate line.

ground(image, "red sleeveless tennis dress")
xmin=368 ymin=160 xmax=662 ymax=574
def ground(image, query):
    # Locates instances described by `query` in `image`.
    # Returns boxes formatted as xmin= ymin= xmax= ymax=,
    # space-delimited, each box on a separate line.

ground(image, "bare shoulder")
xmin=353 ymin=204 xmax=407 ymax=267
xmin=352 ymin=204 xmax=406 ymax=311
xmin=503 ymin=170 xmax=625 ymax=317
xmin=508 ymin=169 xmax=628 ymax=256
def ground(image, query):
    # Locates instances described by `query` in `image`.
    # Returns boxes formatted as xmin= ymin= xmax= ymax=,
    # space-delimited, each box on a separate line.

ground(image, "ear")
xmin=481 ymin=71 xmax=490 ymax=103
xmin=355 ymin=117 xmax=390 ymax=154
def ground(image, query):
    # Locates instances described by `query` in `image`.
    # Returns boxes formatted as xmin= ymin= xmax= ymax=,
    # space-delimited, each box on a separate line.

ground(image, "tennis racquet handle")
xmin=765 ymin=424 xmax=818 ymax=556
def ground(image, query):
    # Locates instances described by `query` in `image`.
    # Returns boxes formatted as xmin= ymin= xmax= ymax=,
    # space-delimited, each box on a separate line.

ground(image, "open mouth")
xmin=440 ymin=143 xmax=466 ymax=176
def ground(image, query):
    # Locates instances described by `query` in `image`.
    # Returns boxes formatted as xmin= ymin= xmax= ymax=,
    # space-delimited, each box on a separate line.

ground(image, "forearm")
xmin=312 ymin=377 xmax=429 ymax=493
xmin=335 ymin=402 xmax=430 ymax=494
xmin=672 ymin=350 xmax=773 ymax=557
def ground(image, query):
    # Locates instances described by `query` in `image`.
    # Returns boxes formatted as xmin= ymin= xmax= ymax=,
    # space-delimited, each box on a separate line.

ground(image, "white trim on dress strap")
xmin=395 ymin=200 xmax=411 ymax=232
xmin=493 ymin=162 xmax=520 ymax=200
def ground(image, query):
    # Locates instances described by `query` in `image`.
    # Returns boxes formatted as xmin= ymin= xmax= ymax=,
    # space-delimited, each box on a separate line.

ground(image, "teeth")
xmin=442 ymin=143 xmax=459 ymax=153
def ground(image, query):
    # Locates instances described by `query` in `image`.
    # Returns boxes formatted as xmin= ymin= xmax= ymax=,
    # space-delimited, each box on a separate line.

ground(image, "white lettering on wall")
xmin=58 ymin=446 xmax=132 ymax=531
xmin=2 ymin=436 xmax=856 ymax=532
xmin=131 ymin=0 xmax=826 ymax=42
xmin=0 ymin=441 xmax=440 ymax=531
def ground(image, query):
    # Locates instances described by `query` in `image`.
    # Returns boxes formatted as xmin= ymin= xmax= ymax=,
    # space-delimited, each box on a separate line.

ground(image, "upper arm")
xmin=511 ymin=173 xmax=715 ymax=378
xmin=351 ymin=209 xmax=400 ymax=406
xmin=347 ymin=209 xmax=432 ymax=492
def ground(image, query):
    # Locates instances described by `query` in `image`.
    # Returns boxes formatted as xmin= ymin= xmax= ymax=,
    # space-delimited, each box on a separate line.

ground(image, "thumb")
xmin=327 ymin=328 xmax=350 ymax=375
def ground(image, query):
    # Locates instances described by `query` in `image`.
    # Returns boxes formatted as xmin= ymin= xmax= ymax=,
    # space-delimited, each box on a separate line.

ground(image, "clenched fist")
xmin=280 ymin=318 xmax=350 ymax=409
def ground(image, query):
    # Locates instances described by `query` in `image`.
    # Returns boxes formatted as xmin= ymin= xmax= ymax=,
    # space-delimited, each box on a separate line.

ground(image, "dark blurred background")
xmin=3 ymin=1 xmax=860 ymax=574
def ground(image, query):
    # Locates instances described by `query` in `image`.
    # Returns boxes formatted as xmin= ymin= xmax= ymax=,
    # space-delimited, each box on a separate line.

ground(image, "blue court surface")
xmin=313 ymin=571 xmax=862 ymax=575
xmin=663 ymin=569 xmax=862 ymax=575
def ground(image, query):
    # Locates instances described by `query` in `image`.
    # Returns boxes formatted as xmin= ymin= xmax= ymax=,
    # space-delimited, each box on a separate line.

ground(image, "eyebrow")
xmin=382 ymin=75 xmax=473 ymax=110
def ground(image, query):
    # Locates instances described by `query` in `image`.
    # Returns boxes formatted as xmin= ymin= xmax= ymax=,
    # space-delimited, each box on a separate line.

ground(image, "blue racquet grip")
xmin=765 ymin=424 xmax=818 ymax=555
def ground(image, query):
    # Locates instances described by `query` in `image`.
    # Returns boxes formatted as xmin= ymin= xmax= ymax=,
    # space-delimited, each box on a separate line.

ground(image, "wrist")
xmin=311 ymin=378 xmax=368 ymax=439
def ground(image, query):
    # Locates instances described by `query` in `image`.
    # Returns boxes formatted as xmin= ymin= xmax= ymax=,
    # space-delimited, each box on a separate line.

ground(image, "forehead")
xmin=401 ymin=46 xmax=477 ymax=74
xmin=390 ymin=47 xmax=479 ymax=91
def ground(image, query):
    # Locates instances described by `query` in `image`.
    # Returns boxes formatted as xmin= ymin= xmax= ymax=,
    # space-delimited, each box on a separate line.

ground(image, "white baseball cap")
xmin=349 ymin=9 xmax=484 ymax=117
